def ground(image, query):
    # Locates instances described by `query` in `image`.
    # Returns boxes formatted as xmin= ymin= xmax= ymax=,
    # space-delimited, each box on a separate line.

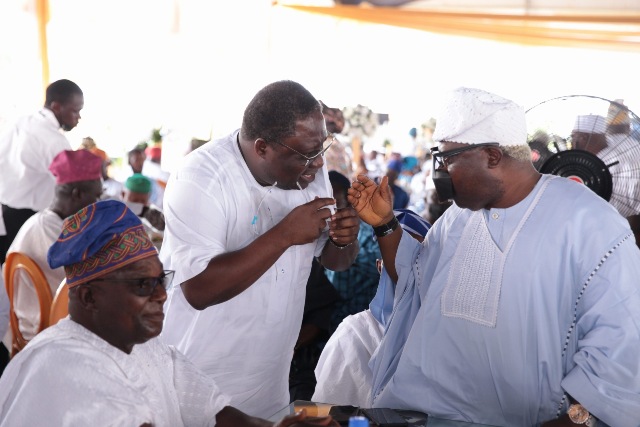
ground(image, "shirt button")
xmin=492 ymin=213 xmax=499 ymax=220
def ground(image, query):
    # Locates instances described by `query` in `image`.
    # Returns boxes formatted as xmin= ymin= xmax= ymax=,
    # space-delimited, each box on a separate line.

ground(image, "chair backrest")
xmin=49 ymin=279 xmax=69 ymax=326
xmin=3 ymin=252 xmax=53 ymax=357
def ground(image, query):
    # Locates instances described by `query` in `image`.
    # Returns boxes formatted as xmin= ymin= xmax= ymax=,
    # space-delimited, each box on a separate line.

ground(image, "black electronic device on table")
xmin=328 ymin=405 xmax=361 ymax=426
xmin=361 ymin=407 xmax=409 ymax=426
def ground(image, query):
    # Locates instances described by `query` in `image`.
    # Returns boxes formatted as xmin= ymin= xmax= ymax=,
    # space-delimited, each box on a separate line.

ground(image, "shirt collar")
xmin=39 ymin=107 xmax=62 ymax=130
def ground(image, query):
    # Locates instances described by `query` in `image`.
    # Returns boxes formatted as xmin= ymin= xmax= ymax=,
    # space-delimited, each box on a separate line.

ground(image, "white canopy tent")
xmin=0 ymin=0 xmax=638 ymax=165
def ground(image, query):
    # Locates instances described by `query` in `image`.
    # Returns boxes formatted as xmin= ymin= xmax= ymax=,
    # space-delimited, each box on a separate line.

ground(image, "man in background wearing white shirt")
xmin=0 ymin=79 xmax=84 ymax=374
xmin=0 ymin=79 xmax=84 ymax=266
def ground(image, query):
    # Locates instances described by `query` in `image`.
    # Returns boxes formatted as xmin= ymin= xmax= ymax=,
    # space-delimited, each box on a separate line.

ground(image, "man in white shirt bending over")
xmin=160 ymin=80 xmax=361 ymax=417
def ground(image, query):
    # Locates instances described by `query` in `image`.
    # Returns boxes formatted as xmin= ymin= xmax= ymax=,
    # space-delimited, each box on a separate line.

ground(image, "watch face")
xmin=568 ymin=404 xmax=590 ymax=423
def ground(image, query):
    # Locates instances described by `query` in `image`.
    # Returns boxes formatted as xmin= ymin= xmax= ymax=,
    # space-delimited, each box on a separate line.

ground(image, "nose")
xmin=309 ymin=153 xmax=324 ymax=168
xmin=151 ymin=284 xmax=168 ymax=303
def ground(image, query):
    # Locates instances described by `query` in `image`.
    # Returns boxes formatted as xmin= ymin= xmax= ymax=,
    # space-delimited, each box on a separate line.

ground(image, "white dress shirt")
xmin=0 ymin=109 xmax=71 ymax=211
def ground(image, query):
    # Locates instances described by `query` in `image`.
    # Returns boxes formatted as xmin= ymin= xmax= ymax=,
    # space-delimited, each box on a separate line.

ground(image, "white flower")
xmin=342 ymin=104 xmax=378 ymax=138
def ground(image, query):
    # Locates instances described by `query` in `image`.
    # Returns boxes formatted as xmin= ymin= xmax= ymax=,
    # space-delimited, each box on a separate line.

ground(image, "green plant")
xmin=151 ymin=128 xmax=162 ymax=144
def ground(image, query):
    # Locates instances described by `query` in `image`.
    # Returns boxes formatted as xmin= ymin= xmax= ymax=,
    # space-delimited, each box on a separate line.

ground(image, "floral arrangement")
xmin=342 ymin=104 xmax=378 ymax=138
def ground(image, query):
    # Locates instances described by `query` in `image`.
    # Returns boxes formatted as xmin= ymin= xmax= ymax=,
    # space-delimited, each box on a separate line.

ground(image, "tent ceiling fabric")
xmin=281 ymin=4 xmax=640 ymax=52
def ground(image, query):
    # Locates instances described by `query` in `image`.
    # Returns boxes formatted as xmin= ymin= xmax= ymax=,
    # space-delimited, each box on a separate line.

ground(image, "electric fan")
xmin=526 ymin=95 xmax=640 ymax=218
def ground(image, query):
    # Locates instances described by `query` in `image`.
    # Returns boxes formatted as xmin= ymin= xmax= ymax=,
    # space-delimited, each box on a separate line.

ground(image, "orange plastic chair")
xmin=3 ymin=252 xmax=53 ymax=357
xmin=49 ymin=279 xmax=69 ymax=326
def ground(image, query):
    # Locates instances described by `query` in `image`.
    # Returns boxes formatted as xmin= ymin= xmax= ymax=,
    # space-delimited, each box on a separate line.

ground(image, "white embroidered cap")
xmin=573 ymin=114 xmax=606 ymax=134
xmin=432 ymin=87 xmax=527 ymax=147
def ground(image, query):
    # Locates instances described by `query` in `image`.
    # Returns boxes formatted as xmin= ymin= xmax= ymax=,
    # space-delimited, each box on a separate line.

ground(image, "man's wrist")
xmin=567 ymin=403 xmax=597 ymax=426
xmin=373 ymin=216 xmax=399 ymax=238
xmin=372 ymin=213 xmax=396 ymax=227
xmin=329 ymin=237 xmax=354 ymax=249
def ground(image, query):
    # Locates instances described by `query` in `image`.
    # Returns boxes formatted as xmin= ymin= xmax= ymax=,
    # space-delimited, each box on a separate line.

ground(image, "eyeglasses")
xmin=89 ymin=270 xmax=175 ymax=297
xmin=269 ymin=134 xmax=336 ymax=167
xmin=431 ymin=142 xmax=500 ymax=170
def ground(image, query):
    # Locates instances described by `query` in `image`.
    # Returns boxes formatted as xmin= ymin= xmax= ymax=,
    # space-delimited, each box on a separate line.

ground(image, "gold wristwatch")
xmin=567 ymin=404 xmax=597 ymax=426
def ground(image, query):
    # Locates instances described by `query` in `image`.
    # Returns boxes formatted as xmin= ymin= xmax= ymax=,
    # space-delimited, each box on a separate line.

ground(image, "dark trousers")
xmin=289 ymin=344 xmax=324 ymax=402
xmin=0 ymin=204 xmax=37 ymax=265
xmin=0 ymin=343 xmax=8 ymax=378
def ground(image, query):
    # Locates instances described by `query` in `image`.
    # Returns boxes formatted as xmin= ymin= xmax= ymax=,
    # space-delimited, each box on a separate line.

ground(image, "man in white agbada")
xmin=312 ymin=209 xmax=431 ymax=408
xmin=159 ymin=80 xmax=360 ymax=417
xmin=0 ymin=200 xmax=338 ymax=427
xmin=348 ymin=87 xmax=640 ymax=427
xmin=2 ymin=149 xmax=103 ymax=347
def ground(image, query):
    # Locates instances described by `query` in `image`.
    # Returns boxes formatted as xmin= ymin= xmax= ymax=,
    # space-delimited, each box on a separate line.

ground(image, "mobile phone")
xmin=360 ymin=407 xmax=408 ymax=427
xmin=328 ymin=405 xmax=361 ymax=426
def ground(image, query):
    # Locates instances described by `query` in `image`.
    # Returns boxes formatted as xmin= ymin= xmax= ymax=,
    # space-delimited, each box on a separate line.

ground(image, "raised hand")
xmin=347 ymin=174 xmax=394 ymax=226
xmin=277 ymin=197 xmax=335 ymax=246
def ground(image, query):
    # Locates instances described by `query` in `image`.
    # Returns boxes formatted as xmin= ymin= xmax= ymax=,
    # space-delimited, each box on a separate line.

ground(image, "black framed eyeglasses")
xmin=431 ymin=142 xmax=500 ymax=170
xmin=269 ymin=133 xmax=336 ymax=167
xmin=89 ymin=270 xmax=175 ymax=297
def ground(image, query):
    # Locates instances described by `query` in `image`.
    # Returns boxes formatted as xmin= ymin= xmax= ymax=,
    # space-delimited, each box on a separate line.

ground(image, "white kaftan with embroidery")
xmin=0 ymin=319 xmax=230 ymax=426
xmin=371 ymin=175 xmax=640 ymax=427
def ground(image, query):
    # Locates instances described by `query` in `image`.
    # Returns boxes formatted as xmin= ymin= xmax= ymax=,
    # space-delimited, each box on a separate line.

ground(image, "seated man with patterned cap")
xmin=2 ymin=149 xmax=103 ymax=345
xmin=0 ymin=200 xmax=337 ymax=427
xmin=349 ymin=87 xmax=640 ymax=426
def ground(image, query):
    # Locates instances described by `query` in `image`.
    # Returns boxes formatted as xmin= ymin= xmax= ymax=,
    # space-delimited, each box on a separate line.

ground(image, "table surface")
xmin=269 ymin=401 xmax=498 ymax=427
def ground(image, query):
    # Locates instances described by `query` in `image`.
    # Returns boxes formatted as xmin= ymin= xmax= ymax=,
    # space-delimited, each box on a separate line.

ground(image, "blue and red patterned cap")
xmin=47 ymin=200 xmax=157 ymax=287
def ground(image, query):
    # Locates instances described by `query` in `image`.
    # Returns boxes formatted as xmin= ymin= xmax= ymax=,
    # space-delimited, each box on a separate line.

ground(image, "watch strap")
xmin=373 ymin=216 xmax=399 ymax=238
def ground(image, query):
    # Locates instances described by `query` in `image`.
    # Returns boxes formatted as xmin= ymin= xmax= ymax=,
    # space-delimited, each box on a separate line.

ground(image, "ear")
xmin=254 ymin=138 xmax=270 ymax=160
xmin=75 ymin=285 xmax=99 ymax=311
xmin=70 ymin=186 xmax=83 ymax=201
xmin=49 ymin=101 xmax=62 ymax=115
xmin=485 ymin=146 xmax=503 ymax=169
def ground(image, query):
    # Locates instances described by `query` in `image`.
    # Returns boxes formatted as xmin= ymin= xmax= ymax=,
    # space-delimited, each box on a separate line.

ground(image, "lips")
xmin=145 ymin=312 xmax=165 ymax=323
xmin=299 ymin=170 xmax=317 ymax=184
